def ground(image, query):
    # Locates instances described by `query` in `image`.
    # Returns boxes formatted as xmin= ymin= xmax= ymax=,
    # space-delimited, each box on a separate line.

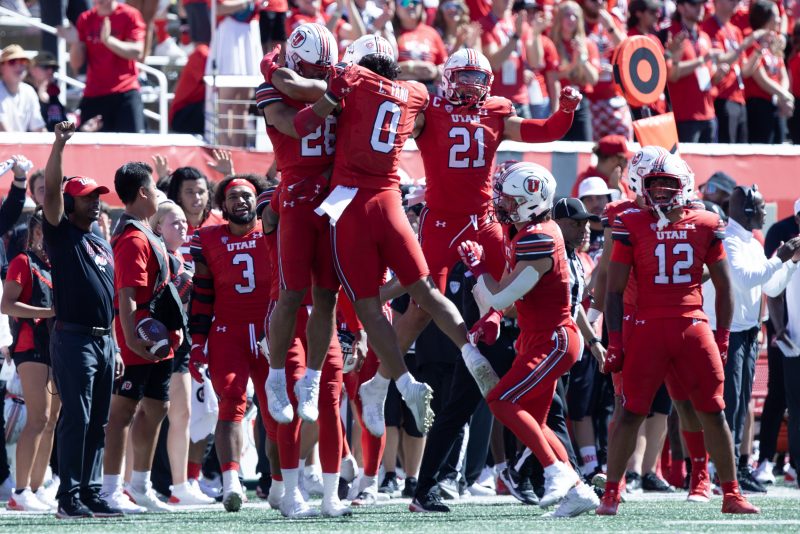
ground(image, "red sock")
xmin=222 ymin=461 xmax=240 ymax=473
xmin=272 ymin=473 xmax=283 ymax=482
xmin=154 ymin=19 xmax=169 ymax=44
xmin=681 ymin=430 xmax=708 ymax=471
xmin=605 ymin=480 xmax=621 ymax=493
xmin=721 ymin=480 xmax=740 ymax=495
xmin=187 ymin=462 xmax=202 ymax=481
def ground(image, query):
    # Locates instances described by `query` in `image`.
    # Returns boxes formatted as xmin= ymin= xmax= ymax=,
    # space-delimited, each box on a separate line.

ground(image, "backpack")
xmin=112 ymin=216 xmax=187 ymax=332
xmin=9 ymin=252 xmax=53 ymax=359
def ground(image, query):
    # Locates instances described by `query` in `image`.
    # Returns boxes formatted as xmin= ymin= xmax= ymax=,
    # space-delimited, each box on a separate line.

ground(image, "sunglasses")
xmin=399 ymin=0 xmax=422 ymax=7
xmin=3 ymin=58 xmax=28 ymax=67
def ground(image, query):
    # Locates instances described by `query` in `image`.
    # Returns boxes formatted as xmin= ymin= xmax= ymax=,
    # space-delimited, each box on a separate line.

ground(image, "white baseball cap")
xmin=578 ymin=176 xmax=614 ymax=198
xmin=794 ymin=197 xmax=800 ymax=215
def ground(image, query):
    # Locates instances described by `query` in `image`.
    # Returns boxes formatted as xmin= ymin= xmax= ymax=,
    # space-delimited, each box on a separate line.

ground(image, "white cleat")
xmin=222 ymin=489 xmax=243 ymax=512
xmin=125 ymin=484 xmax=175 ymax=512
xmin=546 ymin=484 xmax=599 ymax=517
xmin=100 ymin=489 xmax=147 ymax=514
xmin=34 ymin=487 xmax=58 ymax=510
xmin=268 ymin=483 xmax=284 ymax=510
xmin=340 ymin=455 xmax=358 ymax=483
xmin=401 ymin=381 xmax=435 ymax=435
xmin=169 ymin=483 xmax=216 ymax=506
xmin=540 ymin=462 xmax=580 ymax=508
xmin=7 ymin=488 xmax=52 ymax=512
xmin=754 ymin=460 xmax=776 ymax=485
xmin=303 ymin=471 xmax=324 ymax=497
xmin=321 ymin=499 xmax=352 ymax=517
xmin=266 ymin=375 xmax=294 ymax=424
xmin=280 ymin=489 xmax=320 ymax=518
xmin=462 ymin=345 xmax=499 ymax=398
xmin=295 ymin=374 xmax=320 ymax=423
xmin=359 ymin=380 xmax=388 ymax=438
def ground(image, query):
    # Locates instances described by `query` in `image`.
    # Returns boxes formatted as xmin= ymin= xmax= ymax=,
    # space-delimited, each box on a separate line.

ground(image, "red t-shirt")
xmin=6 ymin=254 xmax=50 ymax=354
xmin=556 ymin=37 xmax=601 ymax=95
xmin=398 ymin=24 xmax=448 ymax=65
xmin=585 ymin=18 xmax=623 ymax=101
xmin=113 ymin=226 xmax=174 ymax=366
xmin=77 ymin=4 xmax=145 ymax=98
xmin=480 ymin=15 xmax=530 ymax=104
xmin=611 ymin=207 xmax=726 ymax=320
xmin=170 ymin=44 xmax=208 ymax=123
xmin=264 ymin=0 xmax=288 ymax=13
xmin=416 ymin=95 xmax=514 ymax=216
xmin=331 ymin=66 xmax=429 ymax=191
xmin=701 ymin=16 xmax=746 ymax=105
xmin=465 ymin=0 xmax=491 ymax=21
xmin=665 ymin=23 xmax=715 ymax=121
xmin=789 ymin=53 xmax=800 ymax=98
xmin=532 ymin=35 xmax=560 ymax=100
xmin=744 ymin=44 xmax=785 ymax=101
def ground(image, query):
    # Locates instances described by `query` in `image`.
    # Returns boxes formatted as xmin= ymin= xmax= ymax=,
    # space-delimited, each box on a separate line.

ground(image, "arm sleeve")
xmin=514 ymin=233 xmax=556 ymax=262
xmin=190 ymin=230 xmax=208 ymax=266
xmin=610 ymin=215 xmax=633 ymax=246
xmin=256 ymin=82 xmax=284 ymax=110
xmin=0 ymin=185 xmax=27 ymax=236
xmin=189 ymin=233 xmax=214 ymax=340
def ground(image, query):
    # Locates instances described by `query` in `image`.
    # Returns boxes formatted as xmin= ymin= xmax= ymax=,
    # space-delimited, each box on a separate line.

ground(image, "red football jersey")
xmin=331 ymin=66 xmax=429 ymax=191
xmin=611 ymin=208 xmax=726 ymax=321
xmin=257 ymin=84 xmax=337 ymax=189
xmin=416 ymin=95 xmax=513 ymax=216
xmin=190 ymin=222 xmax=271 ymax=324
xmin=507 ymin=219 xmax=572 ymax=335
xmin=602 ymin=198 xmax=639 ymax=311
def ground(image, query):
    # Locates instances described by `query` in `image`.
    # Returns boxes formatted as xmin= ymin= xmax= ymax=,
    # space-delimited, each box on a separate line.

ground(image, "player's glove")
xmin=326 ymin=63 xmax=361 ymax=102
xmin=559 ymin=86 xmax=582 ymax=114
xmin=714 ymin=328 xmax=731 ymax=366
xmin=189 ymin=343 xmax=208 ymax=383
xmin=284 ymin=175 xmax=329 ymax=204
xmin=260 ymin=44 xmax=281 ymax=84
xmin=602 ymin=330 xmax=624 ymax=374
xmin=458 ymin=240 xmax=488 ymax=277
xmin=469 ymin=308 xmax=503 ymax=346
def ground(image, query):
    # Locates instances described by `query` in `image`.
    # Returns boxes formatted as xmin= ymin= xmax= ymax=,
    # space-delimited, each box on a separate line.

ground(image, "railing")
xmin=0 ymin=6 xmax=169 ymax=134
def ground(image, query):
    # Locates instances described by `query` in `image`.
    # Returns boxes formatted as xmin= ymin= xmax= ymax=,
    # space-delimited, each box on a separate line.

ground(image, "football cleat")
xmin=721 ymin=492 xmax=760 ymax=514
xmin=540 ymin=462 xmax=579 ymax=508
xmin=687 ymin=467 xmax=712 ymax=503
xmin=280 ymin=489 xmax=319 ymax=518
xmin=100 ymin=488 xmax=147 ymax=514
xmin=547 ymin=483 xmax=599 ymax=518
xmin=266 ymin=374 xmax=294 ymax=424
xmin=358 ymin=379 xmax=388 ymax=437
xmin=295 ymin=374 xmax=320 ymax=423
xmin=321 ymin=499 xmax=352 ymax=517
xmin=595 ymin=488 xmax=621 ymax=516
xmin=401 ymin=381 xmax=435 ymax=435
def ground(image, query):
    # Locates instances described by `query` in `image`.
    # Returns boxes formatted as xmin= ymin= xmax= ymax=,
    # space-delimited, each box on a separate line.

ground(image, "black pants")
xmin=747 ymin=97 xmax=787 ymax=144
xmin=50 ymin=329 xmax=115 ymax=500
xmin=0 ymin=380 xmax=9 ymax=483
xmin=416 ymin=361 xmax=461 ymax=482
xmin=723 ymin=327 xmax=760 ymax=461
xmin=80 ymin=90 xmax=145 ymax=134
xmin=783 ymin=354 xmax=800 ymax=476
xmin=464 ymin=400 xmax=493 ymax=486
xmin=528 ymin=375 xmax=578 ymax=491
xmin=562 ymin=98 xmax=593 ymax=141
xmin=41 ymin=0 xmax=90 ymax=56
xmin=172 ymin=101 xmax=205 ymax=135
xmin=714 ymin=99 xmax=748 ymax=143
xmin=677 ymin=119 xmax=717 ymax=143
xmin=788 ymin=104 xmax=800 ymax=144
xmin=414 ymin=333 xmax=516 ymax=499
xmin=758 ymin=324 xmax=786 ymax=462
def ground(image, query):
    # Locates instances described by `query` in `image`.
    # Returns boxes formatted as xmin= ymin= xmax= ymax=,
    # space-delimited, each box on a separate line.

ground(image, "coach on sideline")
xmin=43 ymin=121 xmax=124 ymax=519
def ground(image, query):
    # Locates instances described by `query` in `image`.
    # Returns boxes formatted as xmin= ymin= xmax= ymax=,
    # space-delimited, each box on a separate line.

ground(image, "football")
xmin=136 ymin=318 xmax=171 ymax=359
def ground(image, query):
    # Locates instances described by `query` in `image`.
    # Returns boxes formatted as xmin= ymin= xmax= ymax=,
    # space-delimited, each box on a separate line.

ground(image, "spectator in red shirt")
xmin=71 ymin=0 xmax=146 ymax=133
xmin=170 ymin=44 xmax=208 ymax=135
xmin=395 ymin=0 xmax=448 ymax=90
xmin=787 ymin=22 xmax=800 ymax=143
xmin=552 ymin=0 xmax=600 ymax=139
xmin=666 ymin=0 xmax=718 ymax=143
xmin=433 ymin=0 xmax=482 ymax=55
xmin=745 ymin=0 xmax=793 ymax=143
xmin=570 ymin=134 xmax=634 ymax=199
xmin=528 ymin=4 xmax=561 ymax=118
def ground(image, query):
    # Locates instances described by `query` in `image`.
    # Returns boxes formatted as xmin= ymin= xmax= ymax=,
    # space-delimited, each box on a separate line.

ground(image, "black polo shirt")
xmin=43 ymin=215 xmax=115 ymax=328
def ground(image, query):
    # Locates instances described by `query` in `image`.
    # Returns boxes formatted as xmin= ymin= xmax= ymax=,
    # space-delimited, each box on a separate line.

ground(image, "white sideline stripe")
xmin=0 ymin=132 xmax=205 ymax=146
xmin=665 ymin=520 xmax=800 ymax=526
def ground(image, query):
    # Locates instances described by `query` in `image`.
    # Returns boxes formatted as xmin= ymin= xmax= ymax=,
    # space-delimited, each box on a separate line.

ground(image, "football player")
xmin=457 ymin=162 xmax=599 ymax=517
xmin=597 ymin=154 xmax=759 ymax=515
xmin=188 ymin=175 xmax=270 ymax=512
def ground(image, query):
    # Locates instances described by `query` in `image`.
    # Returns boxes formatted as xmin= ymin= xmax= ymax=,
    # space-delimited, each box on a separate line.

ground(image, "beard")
xmin=227 ymin=210 xmax=256 ymax=225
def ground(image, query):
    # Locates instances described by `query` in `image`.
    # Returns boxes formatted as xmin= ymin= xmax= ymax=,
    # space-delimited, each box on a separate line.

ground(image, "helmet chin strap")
xmin=655 ymin=205 xmax=670 ymax=230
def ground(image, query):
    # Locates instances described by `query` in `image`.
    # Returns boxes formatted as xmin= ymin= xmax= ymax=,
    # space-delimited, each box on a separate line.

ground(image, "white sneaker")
xmin=222 ymin=488 xmax=243 ymax=512
xmin=125 ymin=484 xmax=175 ymax=512
xmin=754 ymin=460 xmax=776 ymax=485
xmin=540 ymin=462 xmax=579 ymax=508
xmin=359 ymin=379 xmax=388 ymax=437
xmin=321 ymin=498 xmax=352 ymax=517
xmin=169 ymin=483 xmax=216 ymax=505
xmin=295 ymin=374 xmax=320 ymax=423
xmin=547 ymin=484 xmax=599 ymax=517
xmin=7 ymin=488 xmax=51 ymax=512
xmin=153 ymin=37 xmax=187 ymax=60
xmin=340 ymin=455 xmax=358 ymax=483
xmin=198 ymin=475 xmax=222 ymax=499
xmin=100 ymin=488 xmax=147 ymax=514
xmin=34 ymin=487 xmax=57 ymax=509
xmin=303 ymin=471 xmax=324 ymax=497
xmin=401 ymin=381 xmax=435 ymax=435
xmin=266 ymin=375 xmax=294 ymax=424
xmin=467 ymin=482 xmax=496 ymax=497
xmin=280 ymin=488 xmax=319 ymax=518
xmin=462 ymin=345 xmax=500 ymax=398
xmin=41 ymin=476 xmax=59 ymax=504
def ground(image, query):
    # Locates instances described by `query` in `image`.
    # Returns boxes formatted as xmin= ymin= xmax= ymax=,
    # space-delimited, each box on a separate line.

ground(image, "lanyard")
xmin=682 ymin=24 xmax=703 ymax=57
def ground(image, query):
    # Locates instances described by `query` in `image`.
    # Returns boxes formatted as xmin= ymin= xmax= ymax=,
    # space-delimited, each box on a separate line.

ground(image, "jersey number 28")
xmin=653 ymin=243 xmax=693 ymax=284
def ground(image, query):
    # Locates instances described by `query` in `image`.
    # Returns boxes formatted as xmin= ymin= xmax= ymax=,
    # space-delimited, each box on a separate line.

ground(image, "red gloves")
xmin=326 ymin=64 xmax=361 ymax=102
xmin=715 ymin=328 xmax=731 ymax=366
xmin=260 ymin=45 xmax=281 ymax=84
xmin=603 ymin=330 xmax=624 ymax=374
xmin=458 ymin=240 xmax=488 ymax=277
xmin=559 ymin=86 xmax=582 ymax=114
xmin=469 ymin=308 xmax=503 ymax=346
xmin=189 ymin=343 xmax=208 ymax=383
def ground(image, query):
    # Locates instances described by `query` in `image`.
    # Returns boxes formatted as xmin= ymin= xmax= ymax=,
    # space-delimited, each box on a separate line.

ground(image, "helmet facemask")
xmin=446 ymin=68 xmax=491 ymax=107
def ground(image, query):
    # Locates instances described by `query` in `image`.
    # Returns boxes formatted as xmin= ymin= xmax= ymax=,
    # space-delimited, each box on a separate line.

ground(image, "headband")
xmin=224 ymin=178 xmax=257 ymax=196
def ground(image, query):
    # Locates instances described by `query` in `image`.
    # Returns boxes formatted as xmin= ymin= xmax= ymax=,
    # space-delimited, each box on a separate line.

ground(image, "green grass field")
xmin=1 ymin=487 xmax=799 ymax=533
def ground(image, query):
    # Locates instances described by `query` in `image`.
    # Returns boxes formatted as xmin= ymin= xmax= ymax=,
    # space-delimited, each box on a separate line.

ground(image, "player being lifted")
xmin=597 ymin=154 xmax=759 ymax=515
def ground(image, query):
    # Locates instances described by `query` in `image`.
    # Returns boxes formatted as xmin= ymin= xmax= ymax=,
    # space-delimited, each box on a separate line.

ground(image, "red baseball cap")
xmin=596 ymin=135 xmax=633 ymax=158
xmin=63 ymin=176 xmax=110 ymax=197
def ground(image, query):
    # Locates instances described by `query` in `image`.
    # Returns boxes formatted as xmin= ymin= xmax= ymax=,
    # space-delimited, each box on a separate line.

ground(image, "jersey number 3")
xmin=654 ymin=243 xmax=693 ymax=284
xmin=233 ymin=253 xmax=255 ymax=294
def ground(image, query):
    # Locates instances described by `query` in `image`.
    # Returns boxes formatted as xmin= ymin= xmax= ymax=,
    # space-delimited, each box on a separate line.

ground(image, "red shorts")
xmin=418 ymin=208 xmax=505 ymax=292
xmin=622 ymin=317 xmax=724 ymax=416
xmin=488 ymin=323 xmax=581 ymax=407
xmin=207 ymin=321 xmax=269 ymax=423
xmin=278 ymin=200 xmax=340 ymax=292
xmin=331 ymin=188 xmax=428 ymax=301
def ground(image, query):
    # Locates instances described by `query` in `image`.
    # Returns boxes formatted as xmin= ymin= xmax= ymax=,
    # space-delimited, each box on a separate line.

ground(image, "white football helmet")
xmin=493 ymin=162 xmax=557 ymax=224
xmin=626 ymin=145 xmax=670 ymax=195
xmin=441 ymin=48 xmax=494 ymax=107
xmin=285 ymin=23 xmax=338 ymax=80
xmin=642 ymin=153 xmax=695 ymax=212
xmin=342 ymin=34 xmax=396 ymax=65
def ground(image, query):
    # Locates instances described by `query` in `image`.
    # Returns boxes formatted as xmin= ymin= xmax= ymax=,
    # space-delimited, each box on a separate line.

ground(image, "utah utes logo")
xmin=291 ymin=30 xmax=306 ymax=47
xmin=524 ymin=178 xmax=541 ymax=194
xmin=631 ymin=151 xmax=643 ymax=166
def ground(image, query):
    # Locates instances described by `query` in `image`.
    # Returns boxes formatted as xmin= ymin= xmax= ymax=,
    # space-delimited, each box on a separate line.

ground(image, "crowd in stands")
xmin=2 ymin=0 xmax=800 ymax=144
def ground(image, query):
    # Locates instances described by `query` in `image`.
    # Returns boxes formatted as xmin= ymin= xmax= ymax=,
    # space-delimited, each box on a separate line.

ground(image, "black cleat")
xmin=409 ymin=491 xmax=450 ymax=513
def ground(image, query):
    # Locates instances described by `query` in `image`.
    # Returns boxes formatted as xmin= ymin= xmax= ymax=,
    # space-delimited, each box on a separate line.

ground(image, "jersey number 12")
xmin=653 ymin=243 xmax=693 ymax=284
